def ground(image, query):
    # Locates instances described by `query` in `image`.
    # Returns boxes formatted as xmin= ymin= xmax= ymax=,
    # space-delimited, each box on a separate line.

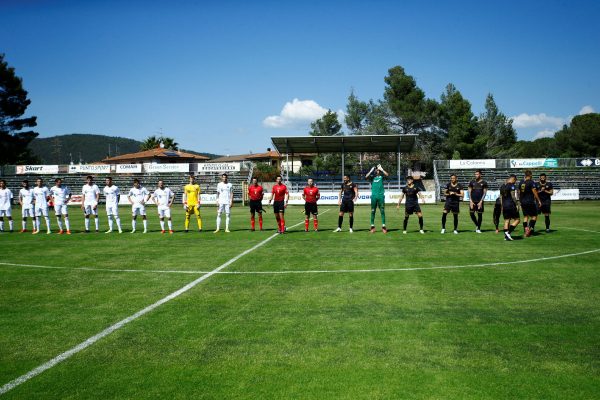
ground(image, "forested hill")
xmin=29 ymin=134 xmax=220 ymax=164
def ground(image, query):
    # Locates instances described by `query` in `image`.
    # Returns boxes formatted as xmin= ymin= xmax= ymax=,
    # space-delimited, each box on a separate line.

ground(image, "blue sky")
xmin=2 ymin=0 xmax=599 ymax=155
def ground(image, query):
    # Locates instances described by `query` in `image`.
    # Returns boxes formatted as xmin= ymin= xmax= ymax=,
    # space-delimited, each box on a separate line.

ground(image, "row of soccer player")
xmin=0 ymin=168 xmax=553 ymax=238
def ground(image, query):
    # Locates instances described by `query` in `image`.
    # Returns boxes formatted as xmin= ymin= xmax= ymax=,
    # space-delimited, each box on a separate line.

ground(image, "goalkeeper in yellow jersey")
xmin=183 ymin=174 xmax=202 ymax=232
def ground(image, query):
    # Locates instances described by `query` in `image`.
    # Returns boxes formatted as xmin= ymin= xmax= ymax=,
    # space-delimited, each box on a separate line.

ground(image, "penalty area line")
xmin=0 ymin=214 xmax=320 ymax=396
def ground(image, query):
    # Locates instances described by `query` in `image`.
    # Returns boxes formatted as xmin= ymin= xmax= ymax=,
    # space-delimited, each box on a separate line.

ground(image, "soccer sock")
xmin=22 ymin=220 xmax=27 ymax=230
xmin=470 ymin=212 xmax=478 ymax=227
xmin=453 ymin=214 xmax=458 ymax=231
xmin=216 ymin=213 xmax=221 ymax=229
xmin=160 ymin=220 xmax=165 ymax=230
xmin=0 ymin=220 xmax=3 ymax=231
xmin=545 ymin=216 xmax=550 ymax=230
xmin=225 ymin=214 xmax=230 ymax=230
xmin=115 ymin=216 xmax=122 ymax=231
xmin=251 ymin=216 xmax=255 ymax=230
xmin=57 ymin=217 xmax=63 ymax=230
xmin=8 ymin=220 xmax=12 ymax=231
xmin=258 ymin=214 xmax=263 ymax=230
xmin=349 ymin=216 xmax=354 ymax=229
xmin=338 ymin=215 xmax=343 ymax=228
xmin=305 ymin=220 xmax=309 ymax=230
xmin=508 ymin=224 xmax=516 ymax=233
xmin=197 ymin=215 xmax=202 ymax=230
xmin=418 ymin=216 xmax=424 ymax=230
xmin=65 ymin=217 xmax=70 ymax=231
xmin=45 ymin=216 xmax=50 ymax=230
xmin=530 ymin=219 xmax=536 ymax=231
xmin=132 ymin=219 xmax=136 ymax=230
xmin=35 ymin=216 xmax=40 ymax=230
xmin=370 ymin=209 xmax=375 ymax=226
xmin=313 ymin=219 xmax=318 ymax=230
xmin=94 ymin=217 xmax=99 ymax=231
xmin=167 ymin=220 xmax=172 ymax=230
xmin=403 ymin=216 xmax=409 ymax=231
xmin=441 ymin=213 xmax=447 ymax=229
xmin=143 ymin=219 xmax=147 ymax=231
xmin=83 ymin=218 xmax=88 ymax=231
xmin=108 ymin=218 xmax=113 ymax=230
xmin=477 ymin=213 xmax=483 ymax=229
xmin=380 ymin=208 xmax=386 ymax=226
xmin=184 ymin=215 xmax=190 ymax=230
xmin=280 ymin=216 xmax=286 ymax=232
xmin=275 ymin=214 xmax=280 ymax=231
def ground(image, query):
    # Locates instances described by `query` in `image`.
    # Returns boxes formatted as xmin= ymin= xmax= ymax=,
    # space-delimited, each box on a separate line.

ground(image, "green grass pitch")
xmin=1 ymin=201 xmax=599 ymax=399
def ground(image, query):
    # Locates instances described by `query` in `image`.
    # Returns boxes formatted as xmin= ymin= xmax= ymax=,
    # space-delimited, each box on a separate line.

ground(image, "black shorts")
xmin=521 ymin=202 xmax=538 ymax=217
xmin=273 ymin=200 xmax=285 ymax=214
xmin=444 ymin=200 xmax=460 ymax=214
xmin=470 ymin=201 xmax=484 ymax=213
xmin=340 ymin=199 xmax=354 ymax=213
xmin=304 ymin=202 xmax=318 ymax=216
xmin=539 ymin=202 xmax=551 ymax=214
xmin=502 ymin=206 xmax=520 ymax=220
xmin=249 ymin=200 xmax=263 ymax=213
xmin=405 ymin=203 xmax=421 ymax=215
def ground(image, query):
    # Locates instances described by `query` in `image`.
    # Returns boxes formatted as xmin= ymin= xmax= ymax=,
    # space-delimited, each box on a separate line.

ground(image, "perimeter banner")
xmin=449 ymin=159 xmax=496 ymax=169
xmin=68 ymin=164 xmax=111 ymax=174
xmin=115 ymin=164 xmax=142 ymax=173
xmin=278 ymin=191 xmax=436 ymax=205
xmin=143 ymin=163 xmax=189 ymax=173
xmin=510 ymin=158 xmax=558 ymax=168
xmin=197 ymin=163 xmax=241 ymax=173
xmin=16 ymin=165 xmax=59 ymax=175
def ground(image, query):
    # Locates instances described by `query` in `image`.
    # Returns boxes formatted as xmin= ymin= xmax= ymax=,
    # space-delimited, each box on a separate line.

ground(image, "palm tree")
xmin=140 ymin=135 xmax=179 ymax=151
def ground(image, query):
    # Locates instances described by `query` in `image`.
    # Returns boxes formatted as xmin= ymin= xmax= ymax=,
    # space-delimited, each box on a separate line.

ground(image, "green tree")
xmin=308 ymin=110 xmax=342 ymax=136
xmin=554 ymin=113 xmax=600 ymax=156
xmin=439 ymin=83 xmax=481 ymax=159
xmin=345 ymin=90 xmax=370 ymax=135
xmin=0 ymin=54 xmax=39 ymax=165
xmin=140 ymin=135 xmax=179 ymax=151
xmin=477 ymin=93 xmax=517 ymax=157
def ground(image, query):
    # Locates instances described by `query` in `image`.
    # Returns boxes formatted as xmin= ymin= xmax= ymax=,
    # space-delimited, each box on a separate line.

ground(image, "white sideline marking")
xmin=561 ymin=227 xmax=600 ymax=234
xmin=0 ymin=213 xmax=319 ymax=396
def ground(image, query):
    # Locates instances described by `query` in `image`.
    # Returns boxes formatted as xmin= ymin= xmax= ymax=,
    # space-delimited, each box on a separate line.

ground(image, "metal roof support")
xmin=397 ymin=139 xmax=402 ymax=190
xmin=341 ymin=137 xmax=345 ymax=178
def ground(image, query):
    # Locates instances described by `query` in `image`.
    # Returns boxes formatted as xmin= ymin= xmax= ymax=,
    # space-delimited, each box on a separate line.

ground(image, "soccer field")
xmin=1 ymin=202 xmax=599 ymax=399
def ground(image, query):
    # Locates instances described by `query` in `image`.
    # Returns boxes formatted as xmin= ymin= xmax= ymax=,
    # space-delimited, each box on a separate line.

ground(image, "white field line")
xmin=0 ymin=213 xmax=321 ymax=396
xmin=561 ymin=227 xmax=600 ymax=234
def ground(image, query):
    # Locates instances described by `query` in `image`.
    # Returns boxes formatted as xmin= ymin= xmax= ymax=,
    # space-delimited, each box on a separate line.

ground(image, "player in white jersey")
xmin=214 ymin=173 xmax=233 ymax=233
xmin=81 ymin=175 xmax=100 ymax=233
xmin=151 ymin=180 xmax=175 ymax=234
xmin=128 ymin=178 xmax=150 ymax=233
xmin=103 ymin=177 xmax=122 ymax=233
xmin=50 ymin=178 xmax=72 ymax=235
xmin=18 ymin=179 xmax=36 ymax=232
xmin=32 ymin=178 xmax=52 ymax=234
xmin=0 ymin=180 xmax=14 ymax=232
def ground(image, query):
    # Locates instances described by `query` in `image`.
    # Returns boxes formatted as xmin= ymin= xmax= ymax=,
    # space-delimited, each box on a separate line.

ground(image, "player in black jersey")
xmin=468 ymin=170 xmax=488 ymax=233
xmin=537 ymin=173 xmax=554 ymax=232
xmin=397 ymin=176 xmax=425 ymax=234
xmin=441 ymin=174 xmax=463 ymax=234
xmin=518 ymin=170 xmax=542 ymax=237
xmin=499 ymin=174 xmax=520 ymax=241
xmin=335 ymin=175 xmax=358 ymax=233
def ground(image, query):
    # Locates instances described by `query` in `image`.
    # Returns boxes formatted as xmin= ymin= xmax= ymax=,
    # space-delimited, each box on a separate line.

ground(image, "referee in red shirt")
xmin=248 ymin=177 xmax=264 ymax=231
xmin=302 ymin=178 xmax=320 ymax=232
xmin=268 ymin=175 xmax=289 ymax=234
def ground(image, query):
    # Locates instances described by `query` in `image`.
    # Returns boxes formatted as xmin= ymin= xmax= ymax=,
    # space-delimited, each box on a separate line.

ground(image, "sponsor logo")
xmin=449 ymin=159 xmax=496 ymax=169
xmin=510 ymin=158 xmax=558 ymax=168
xmin=577 ymin=158 xmax=600 ymax=167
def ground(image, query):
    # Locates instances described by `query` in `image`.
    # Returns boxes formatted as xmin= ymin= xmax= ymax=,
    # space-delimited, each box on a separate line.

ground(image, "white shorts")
xmin=106 ymin=204 xmax=119 ymax=216
xmin=132 ymin=203 xmax=146 ymax=216
xmin=0 ymin=208 xmax=11 ymax=217
xmin=35 ymin=206 xmax=49 ymax=217
xmin=83 ymin=203 xmax=98 ymax=216
xmin=157 ymin=206 xmax=171 ymax=218
xmin=22 ymin=205 xmax=34 ymax=218
xmin=217 ymin=203 xmax=231 ymax=214
xmin=54 ymin=204 xmax=68 ymax=215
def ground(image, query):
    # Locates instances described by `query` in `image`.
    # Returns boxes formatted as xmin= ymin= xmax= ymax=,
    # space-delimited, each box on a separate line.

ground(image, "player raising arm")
xmin=366 ymin=164 xmax=389 ymax=233
xmin=248 ymin=177 xmax=264 ymax=231
xmin=183 ymin=175 xmax=202 ymax=232
xmin=128 ymin=179 xmax=150 ymax=233
xmin=19 ymin=179 xmax=36 ymax=232
xmin=268 ymin=175 xmax=289 ymax=234
xmin=302 ymin=178 xmax=320 ymax=232
xmin=335 ymin=175 xmax=358 ymax=233
xmin=397 ymin=176 xmax=425 ymax=234
xmin=152 ymin=180 xmax=175 ymax=234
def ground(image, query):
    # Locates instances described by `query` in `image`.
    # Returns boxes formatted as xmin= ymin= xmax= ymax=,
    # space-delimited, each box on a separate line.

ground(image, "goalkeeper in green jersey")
xmin=366 ymin=164 xmax=389 ymax=233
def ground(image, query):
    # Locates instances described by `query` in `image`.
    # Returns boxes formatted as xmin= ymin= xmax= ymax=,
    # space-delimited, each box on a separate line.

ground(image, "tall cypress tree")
xmin=0 ymin=54 xmax=39 ymax=165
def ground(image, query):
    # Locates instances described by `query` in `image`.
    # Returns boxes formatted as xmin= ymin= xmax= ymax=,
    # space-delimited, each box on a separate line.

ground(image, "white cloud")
xmin=579 ymin=105 xmax=595 ymax=115
xmin=263 ymin=98 xmax=328 ymax=129
xmin=533 ymin=129 xmax=557 ymax=140
xmin=511 ymin=113 xmax=565 ymax=129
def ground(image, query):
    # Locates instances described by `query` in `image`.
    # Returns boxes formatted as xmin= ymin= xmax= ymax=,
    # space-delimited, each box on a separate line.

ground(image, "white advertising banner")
xmin=143 ymin=163 xmax=189 ymax=173
xmin=551 ymin=189 xmax=579 ymax=200
xmin=510 ymin=158 xmax=558 ymax=168
xmin=463 ymin=190 xmax=500 ymax=202
xmin=68 ymin=164 xmax=111 ymax=174
xmin=197 ymin=163 xmax=241 ymax=173
xmin=449 ymin=159 xmax=496 ymax=169
xmin=280 ymin=191 xmax=436 ymax=205
xmin=16 ymin=165 xmax=59 ymax=175
xmin=115 ymin=164 xmax=142 ymax=174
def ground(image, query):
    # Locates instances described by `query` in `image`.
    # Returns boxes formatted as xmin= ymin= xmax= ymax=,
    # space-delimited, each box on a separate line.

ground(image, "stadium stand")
xmin=433 ymin=159 xmax=600 ymax=200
